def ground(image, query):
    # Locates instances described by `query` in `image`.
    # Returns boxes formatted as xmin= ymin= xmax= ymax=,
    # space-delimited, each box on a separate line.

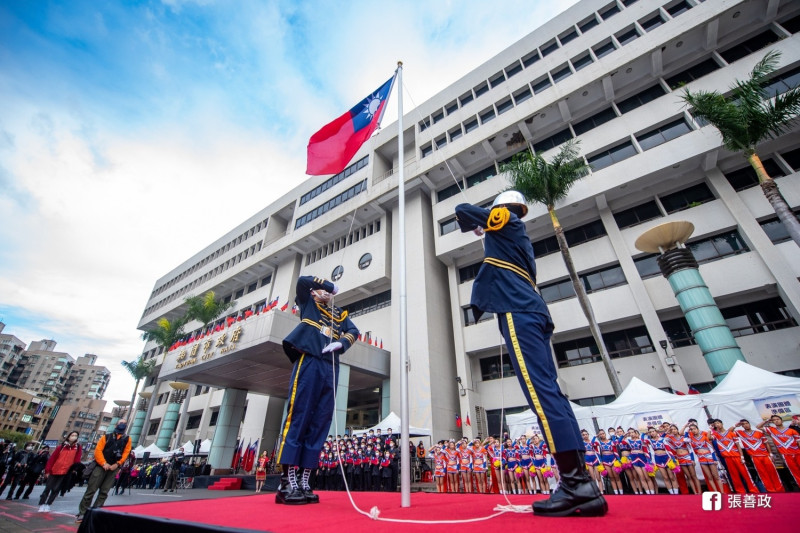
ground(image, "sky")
xmin=0 ymin=0 xmax=579 ymax=408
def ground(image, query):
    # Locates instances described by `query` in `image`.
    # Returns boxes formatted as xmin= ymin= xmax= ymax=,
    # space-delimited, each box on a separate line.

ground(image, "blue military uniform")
xmin=455 ymin=203 xmax=581 ymax=454
xmin=277 ymin=276 xmax=359 ymax=470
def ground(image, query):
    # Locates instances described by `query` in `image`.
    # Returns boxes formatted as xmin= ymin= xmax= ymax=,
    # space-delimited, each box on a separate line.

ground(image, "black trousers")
xmin=0 ymin=471 xmax=24 ymax=498
xmin=39 ymin=474 xmax=68 ymax=505
xmin=15 ymin=472 xmax=41 ymax=498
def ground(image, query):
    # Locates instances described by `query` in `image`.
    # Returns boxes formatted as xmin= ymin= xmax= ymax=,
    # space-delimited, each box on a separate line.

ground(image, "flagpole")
xmin=396 ymin=60 xmax=410 ymax=508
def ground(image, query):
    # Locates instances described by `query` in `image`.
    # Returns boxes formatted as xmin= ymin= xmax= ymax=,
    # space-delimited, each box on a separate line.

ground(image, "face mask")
xmin=115 ymin=424 xmax=126 ymax=433
xmin=25 ymin=446 xmax=33 ymax=451
xmin=68 ymin=436 xmax=78 ymax=443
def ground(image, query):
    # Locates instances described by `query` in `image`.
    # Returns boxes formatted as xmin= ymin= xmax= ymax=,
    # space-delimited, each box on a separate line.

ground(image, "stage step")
xmin=208 ymin=477 xmax=243 ymax=490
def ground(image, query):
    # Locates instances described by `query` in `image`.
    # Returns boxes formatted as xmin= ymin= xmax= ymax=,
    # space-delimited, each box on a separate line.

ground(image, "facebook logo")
xmin=702 ymin=492 xmax=722 ymax=511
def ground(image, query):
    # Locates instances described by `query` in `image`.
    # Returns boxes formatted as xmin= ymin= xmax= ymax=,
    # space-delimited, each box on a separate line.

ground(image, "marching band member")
xmin=735 ymin=419 xmax=784 ymax=492
xmin=709 ymin=419 xmax=757 ymax=494
xmin=758 ymin=414 xmax=800 ymax=486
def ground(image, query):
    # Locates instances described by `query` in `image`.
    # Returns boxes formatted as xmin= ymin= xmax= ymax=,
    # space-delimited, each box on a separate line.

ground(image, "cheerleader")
xmin=581 ymin=430 xmax=603 ymax=494
xmin=646 ymin=427 xmax=679 ymax=494
xmin=503 ymin=439 xmax=522 ymax=495
xmin=614 ymin=427 xmax=639 ymax=495
xmin=430 ymin=444 xmax=447 ymax=493
xmin=255 ymin=451 xmax=268 ymax=493
xmin=530 ymin=434 xmax=551 ymax=495
xmin=686 ymin=422 xmax=723 ymax=493
xmin=443 ymin=441 xmax=460 ymax=492
xmin=487 ymin=437 xmax=503 ymax=494
xmin=518 ymin=438 xmax=534 ymax=494
xmin=594 ymin=429 xmax=623 ymax=494
xmin=471 ymin=438 xmax=489 ymax=494
xmin=667 ymin=424 xmax=700 ymax=494
xmin=625 ymin=428 xmax=656 ymax=494
xmin=457 ymin=440 xmax=474 ymax=493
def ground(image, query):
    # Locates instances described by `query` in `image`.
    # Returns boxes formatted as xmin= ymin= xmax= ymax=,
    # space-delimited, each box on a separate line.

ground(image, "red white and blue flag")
xmin=306 ymin=75 xmax=396 ymax=175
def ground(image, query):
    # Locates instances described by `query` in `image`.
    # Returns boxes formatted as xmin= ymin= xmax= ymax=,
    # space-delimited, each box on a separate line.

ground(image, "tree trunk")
xmin=750 ymin=152 xmax=800 ymax=248
xmin=126 ymin=378 xmax=140 ymax=428
xmin=549 ymin=207 xmax=624 ymax=397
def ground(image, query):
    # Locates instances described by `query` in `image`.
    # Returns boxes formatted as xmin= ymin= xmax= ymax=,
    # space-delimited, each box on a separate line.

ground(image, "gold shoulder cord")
xmin=317 ymin=302 xmax=348 ymax=322
xmin=485 ymin=206 xmax=510 ymax=232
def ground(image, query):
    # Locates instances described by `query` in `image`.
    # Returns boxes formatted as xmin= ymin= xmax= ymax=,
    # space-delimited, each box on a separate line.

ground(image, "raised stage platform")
xmin=79 ymin=491 xmax=792 ymax=532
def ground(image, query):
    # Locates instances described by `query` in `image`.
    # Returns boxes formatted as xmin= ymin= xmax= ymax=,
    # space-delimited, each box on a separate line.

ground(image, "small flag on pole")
xmin=455 ymin=414 xmax=462 ymax=428
xmin=306 ymin=75 xmax=396 ymax=175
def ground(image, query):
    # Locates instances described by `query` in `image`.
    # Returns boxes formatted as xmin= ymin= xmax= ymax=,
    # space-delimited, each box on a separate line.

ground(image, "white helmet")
xmin=492 ymin=190 xmax=528 ymax=217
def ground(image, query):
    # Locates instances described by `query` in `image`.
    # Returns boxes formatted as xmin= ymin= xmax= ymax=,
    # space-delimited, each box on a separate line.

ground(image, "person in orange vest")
xmin=77 ymin=421 xmax=132 ymax=522
xmin=734 ymin=419 xmax=784 ymax=493
xmin=758 ymin=414 xmax=800 ymax=486
xmin=709 ymin=419 xmax=758 ymax=494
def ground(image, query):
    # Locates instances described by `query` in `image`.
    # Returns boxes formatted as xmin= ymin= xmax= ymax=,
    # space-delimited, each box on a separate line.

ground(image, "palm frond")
xmin=501 ymin=141 xmax=587 ymax=208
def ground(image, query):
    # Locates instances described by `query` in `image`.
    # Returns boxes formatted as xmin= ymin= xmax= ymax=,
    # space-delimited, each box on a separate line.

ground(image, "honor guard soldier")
xmin=275 ymin=275 xmax=359 ymax=505
xmin=455 ymin=192 xmax=607 ymax=517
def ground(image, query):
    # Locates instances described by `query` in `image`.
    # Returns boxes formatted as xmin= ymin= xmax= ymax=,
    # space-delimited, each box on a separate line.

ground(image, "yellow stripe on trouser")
xmin=277 ymin=354 xmax=305 ymax=463
xmin=505 ymin=313 xmax=556 ymax=453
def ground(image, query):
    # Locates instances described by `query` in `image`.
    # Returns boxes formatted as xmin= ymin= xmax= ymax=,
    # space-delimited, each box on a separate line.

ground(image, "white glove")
xmin=331 ymin=283 xmax=339 ymax=295
xmin=322 ymin=341 xmax=343 ymax=354
xmin=473 ymin=227 xmax=485 ymax=236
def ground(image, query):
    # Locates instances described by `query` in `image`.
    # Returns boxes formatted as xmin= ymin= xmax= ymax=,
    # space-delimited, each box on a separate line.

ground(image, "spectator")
xmin=39 ymin=432 xmax=81 ymax=512
xmin=0 ymin=442 xmax=33 ymax=499
xmin=76 ymin=420 xmax=132 ymax=523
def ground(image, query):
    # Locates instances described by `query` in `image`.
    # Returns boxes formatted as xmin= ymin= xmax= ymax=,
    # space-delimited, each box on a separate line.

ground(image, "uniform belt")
xmin=483 ymin=257 xmax=536 ymax=289
xmin=301 ymin=318 xmax=340 ymax=340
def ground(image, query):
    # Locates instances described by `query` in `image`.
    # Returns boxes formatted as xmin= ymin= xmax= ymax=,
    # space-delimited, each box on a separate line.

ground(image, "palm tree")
xmin=501 ymin=140 xmax=623 ymax=396
xmin=184 ymin=291 xmax=236 ymax=333
xmin=681 ymin=50 xmax=800 ymax=247
xmin=138 ymin=316 xmax=188 ymax=445
xmin=121 ymin=356 xmax=156 ymax=426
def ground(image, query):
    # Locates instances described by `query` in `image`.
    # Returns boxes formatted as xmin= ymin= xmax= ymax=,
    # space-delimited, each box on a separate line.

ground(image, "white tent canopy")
xmin=139 ymin=442 xmax=167 ymax=459
xmin=131 ymin=445 xmax=146 ymax=457
xmin=362 ymin=412 xmax=431 ymax=436
xmin=591 ymin=377 xmax=706 ymax=431
xmin=701 ymin=361 xmax=800 ymax=424
xmin=507 ymin=402 xmax=595 ymax=439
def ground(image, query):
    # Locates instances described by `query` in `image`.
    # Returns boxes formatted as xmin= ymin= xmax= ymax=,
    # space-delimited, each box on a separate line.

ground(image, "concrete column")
xmin=260 ymin=396 xmax=286 ymax=456
xmin=595 ymin=194 xmax=689 ymax=392
xmin=156 ymin=402 xmax=181 ymax=449
xmin=381 ymin=379 xmax=391 ymax=420
xmin=329 ymin=363 xmax=350 ymax=436
xmin=448 ymin=264 xmax=477 ymax=440
xmin=128 ymin=410 xmax=146 ymax=445
xmin=208 ymin=388 xmax=248 ymax=473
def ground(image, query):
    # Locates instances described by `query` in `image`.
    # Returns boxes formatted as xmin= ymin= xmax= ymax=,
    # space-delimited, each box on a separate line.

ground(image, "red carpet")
xmin=105 ymin=491 xmax=794 ymax=532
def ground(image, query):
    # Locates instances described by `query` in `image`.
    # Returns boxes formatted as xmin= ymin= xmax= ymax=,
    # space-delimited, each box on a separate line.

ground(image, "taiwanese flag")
xmin=306 ymin=75 xmax=396 ymax=175
xmin=230 ymin=439 xmax=242 ymax=469
xmin=465 ymin=415 xmax=471 ymax=427
xmin=280 ymin=302 xmax=289 ymax=312
xmin=456 ymin=414 xmax=462 ymax=428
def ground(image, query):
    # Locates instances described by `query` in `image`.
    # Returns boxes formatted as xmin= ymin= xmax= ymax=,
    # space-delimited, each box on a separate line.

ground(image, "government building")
xmin=131 ymin=0 xmax=800 ymax=470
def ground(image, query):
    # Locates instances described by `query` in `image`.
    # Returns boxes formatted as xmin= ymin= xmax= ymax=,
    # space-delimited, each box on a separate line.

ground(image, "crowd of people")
xmin=309 ymin=414 xmax=800 ymax=495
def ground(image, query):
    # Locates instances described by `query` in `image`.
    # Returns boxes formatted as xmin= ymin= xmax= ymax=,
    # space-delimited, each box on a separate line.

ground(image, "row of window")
xmin=419 ymin=0 xmax=699 ymax=159
xmin=724 ymin=144 xmax=800 ymax=192
xmin=633 ymin=229 xmax=749 ymax=279
xmin=305 ymin=220 xmax=382 ymax=266
xmin=440 ymin=200 xmax=493 ymax=235
xmin=299 ymin=156 xmax=368 ymax=206
xmin=342 ymin=290 xmax=391 ymax=319
xmin=295 ymin=179 xmax=368 ymax=230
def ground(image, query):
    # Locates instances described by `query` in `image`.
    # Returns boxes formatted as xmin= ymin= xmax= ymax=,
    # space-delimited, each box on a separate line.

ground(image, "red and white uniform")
xmin=471 ymin=445 xmax=489 ymax=474
xmin=443 ymin=448 xmax=459 ymax=475
xmin=764 ymin=426 xmax=800 ymax=485
xmin=711 ymin=429 xmax=757 ymax=494
xmin=735 ymin=428 xmax=784 ymax=493
xmin=457 ymin=443 xmax=473 ymax=473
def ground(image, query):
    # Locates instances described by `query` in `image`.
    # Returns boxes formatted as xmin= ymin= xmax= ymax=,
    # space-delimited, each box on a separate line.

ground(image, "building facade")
xmin=0 ymin=384 xmax=54 ymax=442
xmin=63 ymin=354 xmax=111 ymax=403
xmin=133 ymin=0 xmax=800 ymax=468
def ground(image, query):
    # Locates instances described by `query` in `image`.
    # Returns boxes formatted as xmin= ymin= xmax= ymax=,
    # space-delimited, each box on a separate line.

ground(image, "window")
xmin=466 ymin=164 xmax=496 ymax=187
xmin=666 ymin=0 xmax=692 ymax=17
xmin=505 ymin=62 xmax=522 ymax=78
xmin=540 ymin=278 xmax=576 ymax=303
xmin=449 ymin=126 xmax=463 ymax=142
xmin=522 ymin=51 xmax=540 ymax=67
xmin=513 ymin=87 xmax=532 ymax=105
xmin=419 ymin=118 xmax=430 ymax=132
xmin=260 ymin=274 xmax=272 ymax=287
xmin=295 ymin=179 xmax=368 ymax=229
xmin=551 ymin=65 xmax=573 ymax=83
xmin=474 ymin=82 xmax=489 ymax=98
xmin=575 ymin=394 xmax=616 ymax=407
xmin=572 ymin=54 xmax=594 ymax=71
xmin=480 ymin=353 xmax=516 ymax=381
xmin=438 ymin=182 xmax=463 ymax=202
xmin=565 ymin=220 xmax=607 ymax=246
xmin=660 ymin=183 xmax=714 ymax=213
xmin=582 ymin=264 xmax=626 ymax=293
xmin=342 ymin=290 xmax=391 ymax=318
xmin=541 ymin=41 xmax=559 ymax=57
xmin=358 ymin=253 xmax=372 ymax=270
xmin=445 ymin=101 xmax=458 ymax=115
xmin=633 ymin=254 xmax=661 ymax=279
xmin=573 ymin=107 xmax=616 ymax=136
xmin=489 ymin=72 xmax=506 ymax=88
xmin=616 ymin=27 xmax=639 ymax=45
xmin=435 ymin=135 xmax=447 ymax=149
xmin=640 ymin=13 xmax=665 ymax=32
xmin=723 ymin=158 xmax=785 ymax=191
xmin=331 ymin=265 xmax=343 ymax=281
xmin=579 ymin=16 xmax=599 ymax=34
xmin=636 ymin=118 xmax=692 ymax=151
xmin=432 ymin=111 xmax=444 ymax=124
xmin=554 ymin=337 xmax=600 ymax=367
xmin=720 ymin=30 xmax=780 ymax=64
xmin=234 ymin=289 xmax=244 ymax=299
xmin=760 ymin=217 xmax=795 ymax=244
xmin=600 ymin=4 xmax=620 ymax=20
xmin=764 ymin=66 xmax=800 ymax=98
xmin=617 ymin=84 xmax=667 ymax=114
xmin=496 ymin=98 xmax=514 ymax=115
xmin=666 ymin=58 xmax=720 ymax=89
xmin=421 ymin=143 xmax=433 ymax=158
xmin=247 ymin=282 xmax=257 ymax=294
xmin=662 ymin=317 xmax=695 ymax=348
xmin=147 ymin=420 xmax=160 ymax=436
xmin=604 ymin=326 xmax=654 ymax=358
xmin=532 ymin=235 xmax=560 ymax=257
xmin=479 ymin=107 xmax=496 ymax=124
xmin=559 ymin=29 xmax=578 ymax=46
xmin=464 ymin=118 xmax=479 ymax=134
xmin=186 ymin=414 xmax=202 ymax=430
xmin=721 ymin=297 xmax=798 ymax=338
xmin=459 ymin=91 xmax=474 ymax=107
xmin=687 ymin=230 xmax=749 ymax=264
xmin=614 ymin=200 xmax=662 ymax=229
xmin=299 ymin=156 xmax=368 ymax=205
xmin=209 ymin=410 xmax=219 ymax=426
xmin=463 ymin=306 xmax=493 ymax=326
xmin=587 ymin=140 xmax=637 ymax=171
xmin=593 ymin=40 xmax=616 ymax=59
xmin=779 ymin=13 xmax=800 ymax=34
xmin=532 ymin=76 xmax=552 ymax=94
xmin=533 ymin=128 xmax=573 ymax=153
xmin=459 ymin=261 xmax=483 ymax=283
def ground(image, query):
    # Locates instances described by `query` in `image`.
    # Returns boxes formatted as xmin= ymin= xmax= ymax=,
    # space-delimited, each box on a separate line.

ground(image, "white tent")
xmin=131 ymin=445 xmax=146 ymax=458
xmin=198 ymin=439 xmax=212 ymax=454
xmin=140 ymin=442 xmax=167 ymax=459
xmin=165 ymin=441 xmax=194 ymax=457
xmin=591 ymin=377 xmax=707 ymax=431
xmin=702 ymin=361 xmax=800 ymax=424
xmin=507 ymin=402 xmax=595 ymax=439
xmin=361 ymin=412 xmax=431 ymax=436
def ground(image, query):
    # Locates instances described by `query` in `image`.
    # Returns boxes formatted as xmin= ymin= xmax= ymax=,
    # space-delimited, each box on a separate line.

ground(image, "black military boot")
xmin=302 ymin=488 xmax=319 ymax=504
xmin=274 ymin=464 xmax=291 ymax=504
xmin=533 ymin=450 xmax=607 ymax=517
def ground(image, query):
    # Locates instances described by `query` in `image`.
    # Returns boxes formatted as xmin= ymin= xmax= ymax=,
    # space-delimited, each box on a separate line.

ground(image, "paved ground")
xmin=0 ymin=484 xmax=258 ymax=533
